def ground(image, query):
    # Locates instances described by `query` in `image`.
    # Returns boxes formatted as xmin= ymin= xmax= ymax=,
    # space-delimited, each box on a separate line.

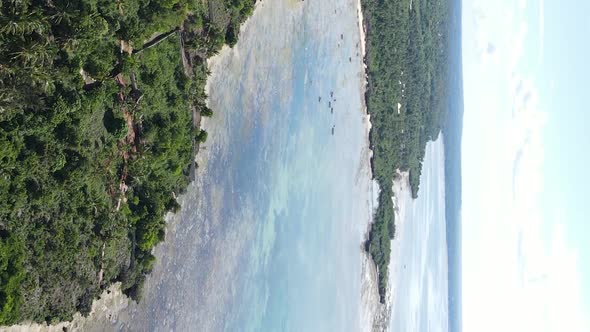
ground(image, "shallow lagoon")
xmin=112 ymin=0 xmax=375 ymax=330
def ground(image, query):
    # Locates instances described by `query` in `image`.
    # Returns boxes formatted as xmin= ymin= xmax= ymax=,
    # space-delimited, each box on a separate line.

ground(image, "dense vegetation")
xmin=0 ymin=0 xmax=254 ymax=324
xmin=361 ymin=0 xmax=450 ymax=301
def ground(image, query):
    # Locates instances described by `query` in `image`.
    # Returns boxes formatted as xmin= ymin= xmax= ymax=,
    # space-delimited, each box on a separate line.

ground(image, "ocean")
xmin=388 ymin=137 xmax=449 ymax=332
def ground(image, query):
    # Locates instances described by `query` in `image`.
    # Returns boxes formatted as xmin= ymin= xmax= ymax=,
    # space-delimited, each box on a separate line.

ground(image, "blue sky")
xmin=462 ymin=0 xmax=590 ymax=331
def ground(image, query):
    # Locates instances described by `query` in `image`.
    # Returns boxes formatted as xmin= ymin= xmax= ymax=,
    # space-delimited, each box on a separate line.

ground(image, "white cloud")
xmin=462 ymin=2 xmax=588 ymax=332
xmin=513 ymin=246 xmax=579 ymax=330
xmin=505 ymin=76 xmax=547 ymax=331
xmin=508 ymin=74 xmax=545 ymax=203
xmin=516 ymin=222 xmax=590 ymax=332
xmin=539 ymin=0 xmax=545 ymax=63
xmin=472 ymin=7 xmax=498 ymax=63
xmin=470 ymin=2 xmax=529 ymax=68
xmin=478 ymin=75 xmax=590 ymax=332
xmin=545 ymin=223 xmax=588 ymax=332
xmin=469 ymin=0 xmax=548 ymax=70
xmin=509 ymin=21 xmax=528 ymax=71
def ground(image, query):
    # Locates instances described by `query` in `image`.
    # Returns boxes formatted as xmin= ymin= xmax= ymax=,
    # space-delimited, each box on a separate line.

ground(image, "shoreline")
xmin=355 ymin=0 xmax=392 ymax=329
xmin=2 ymin=2 xmax=263 ymax=330
xmin=386 ymin=170 xmax=411 ymax=324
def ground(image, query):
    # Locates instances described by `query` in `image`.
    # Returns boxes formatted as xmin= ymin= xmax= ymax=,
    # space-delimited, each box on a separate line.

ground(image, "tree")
xmin=195 ymin=129 xmax=208 ymax=143
xmin=200 ymin=105 xmax=213 ymax=117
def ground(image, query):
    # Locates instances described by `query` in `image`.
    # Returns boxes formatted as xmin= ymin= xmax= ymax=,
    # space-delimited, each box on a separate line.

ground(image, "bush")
xmin=200 ymin=106 xmax=213 ymax=117
xmin=103 ymin=109 xmax=128 ymax=140
xmin=195 ymin=129 xmax=208 ymax=143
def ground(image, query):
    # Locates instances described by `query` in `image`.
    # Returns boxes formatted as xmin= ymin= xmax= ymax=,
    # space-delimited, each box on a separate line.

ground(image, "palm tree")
xmin=11 ymin=42 xmax=54 ymax=68
xmin=0 ymin=12 xmax=49 ymax=37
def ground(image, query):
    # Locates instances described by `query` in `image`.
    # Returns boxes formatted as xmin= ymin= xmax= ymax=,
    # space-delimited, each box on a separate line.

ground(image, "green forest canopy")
xmin=0 ymin=0 xmax=254 ymax=324
xmin=362 ymin=0 xmax=449 ymax=301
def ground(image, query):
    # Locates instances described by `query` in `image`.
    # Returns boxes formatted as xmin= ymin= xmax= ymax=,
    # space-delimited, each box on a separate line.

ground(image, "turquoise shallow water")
xmin=110 ymin=0 xmax=375 ymax=331
xmin=205 ymin=1 xmax=371 ymax=330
